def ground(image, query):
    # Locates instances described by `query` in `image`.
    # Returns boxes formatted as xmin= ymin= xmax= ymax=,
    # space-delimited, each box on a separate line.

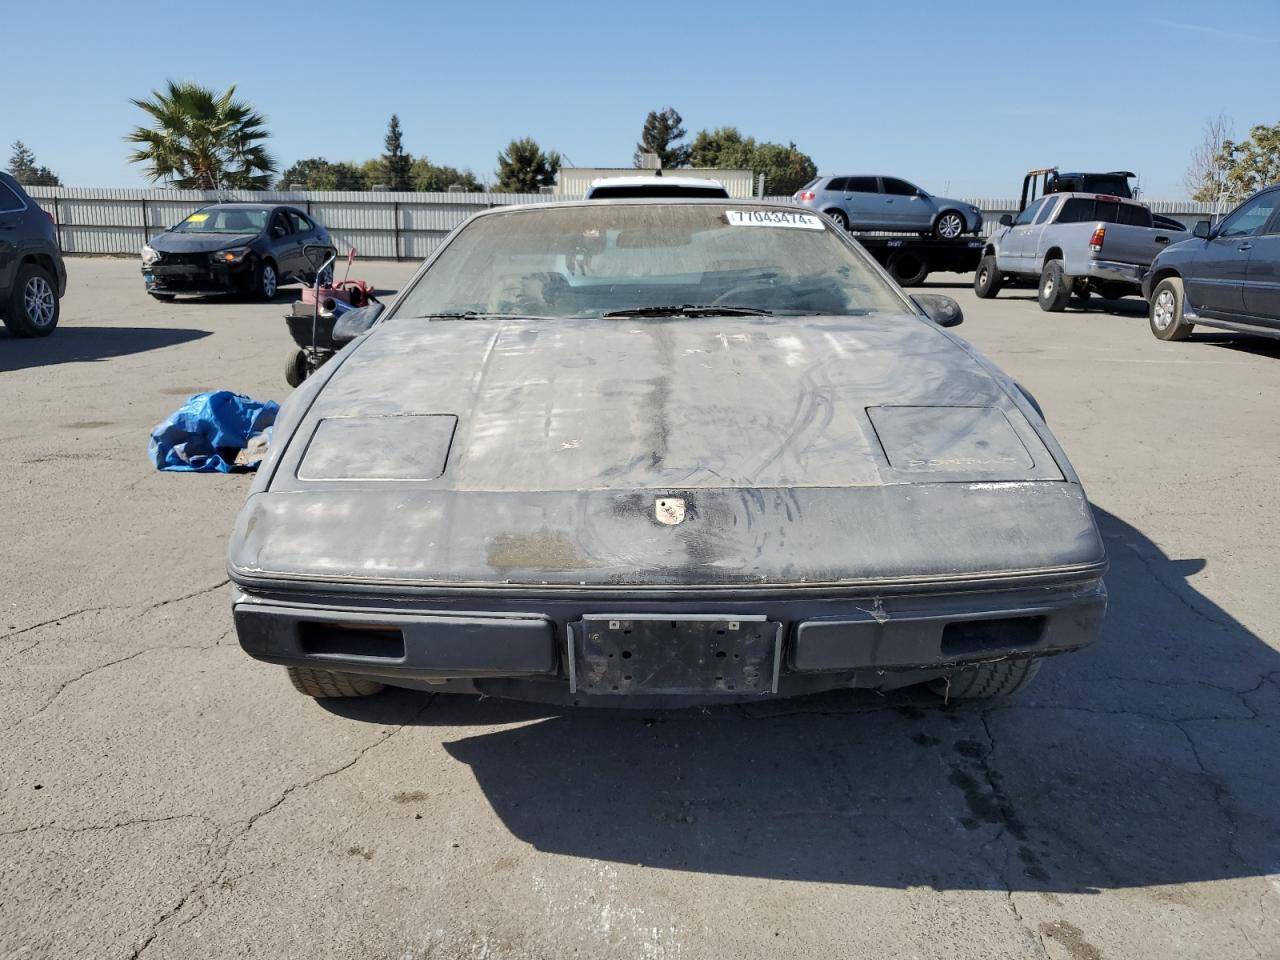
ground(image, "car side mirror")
xmin=911 ymin=294 xmax=963 ymax=328
xmin=332 ymin=302 xmax=384 ymax=344
xmin=1193 ymin=220 xmax=1211 ymax=239
xmin=998 ymin=214 xmax=1014 ymax=227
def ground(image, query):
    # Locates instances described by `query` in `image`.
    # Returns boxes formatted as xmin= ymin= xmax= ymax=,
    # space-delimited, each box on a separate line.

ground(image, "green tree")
xmin=382 ymin=114 xmax=413 ymax=191
xmin=125 ymin=81 xmax=275 ymax=189
xmin=410 ymin=157 xmax=484 ymax=192
xmin=277 ymin=158 xmax=369 ymax=191
xmin=7 ymin=141 xmax=61 ymax=186
xmin=495 ymin=137 xmax=560 ymax=192
xmin=691 ymin=127 xmax=816 ymax=195
xmin=690 ymin=126 xmax=758 ymax=169
xmin=634 ymin=107 xmax=690 ymax=168
xmin=1215 ymin=122 xmax=1280 ymax=203
xmin=749 ymin=141 xmax=818 ymax=196
xmin=361 ymin=158 xmax=388 ymax=188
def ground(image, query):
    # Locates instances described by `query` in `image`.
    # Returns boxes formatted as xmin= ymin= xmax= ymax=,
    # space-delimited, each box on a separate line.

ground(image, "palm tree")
xmin=126 ymin=81 xmax=276 ymax=189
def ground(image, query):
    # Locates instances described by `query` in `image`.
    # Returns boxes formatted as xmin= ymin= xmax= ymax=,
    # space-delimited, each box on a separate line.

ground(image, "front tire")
xmin=933 ymin=211 xmax=965 ymax=240
xmin=928 ymin=658 xmax=1042 ymax=700
xmin=4 ymin=264 xmax=60 ymax=337
xmin=973 ymin=255 xmax=1002 ymax=298
xmin=1149 ymin=277 xmax=1193 ymax=341
xmin=1038 ymin=259 xmax=1072 ymax=312
xmin=254 ymin=259 xmax=279 ymax=301
xmin=286 ymin=667 xmax=385 ymax=699
xmin=825 ymin=209 xmax=849 ymax=231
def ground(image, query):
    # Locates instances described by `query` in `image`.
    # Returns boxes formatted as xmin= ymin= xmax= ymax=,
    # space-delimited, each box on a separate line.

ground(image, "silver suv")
xmin=794 ymin=176 xmax=982 ymax=238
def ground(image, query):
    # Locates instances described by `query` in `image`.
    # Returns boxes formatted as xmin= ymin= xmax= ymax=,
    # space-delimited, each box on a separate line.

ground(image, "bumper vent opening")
xmin=940 ymin=615 xmax=1046 ymax=658
xmin=298 ymin=621 xmax=405 ymax=660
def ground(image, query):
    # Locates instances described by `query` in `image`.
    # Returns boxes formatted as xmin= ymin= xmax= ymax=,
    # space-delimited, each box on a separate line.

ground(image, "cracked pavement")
xmin=2 ymin=262 xmax=1278 ymax=959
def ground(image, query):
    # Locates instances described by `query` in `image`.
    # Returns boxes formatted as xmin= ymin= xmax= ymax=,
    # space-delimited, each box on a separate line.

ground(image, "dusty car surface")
xmin=227 ymin=199 xmax=1107 ymax=707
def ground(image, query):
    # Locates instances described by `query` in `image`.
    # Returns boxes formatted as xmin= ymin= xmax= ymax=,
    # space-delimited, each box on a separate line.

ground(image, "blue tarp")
xmin=149 ymin=391 xmax=279 ymax=473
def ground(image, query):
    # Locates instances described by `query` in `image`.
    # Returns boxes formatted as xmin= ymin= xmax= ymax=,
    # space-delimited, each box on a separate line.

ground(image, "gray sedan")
xmin=227 ymin=199 xmax=1104 ymax=709
xmin=795 ymin=175 xmax=983 ymax=237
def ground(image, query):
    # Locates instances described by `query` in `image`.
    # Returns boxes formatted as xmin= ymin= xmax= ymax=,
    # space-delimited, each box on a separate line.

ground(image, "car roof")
xmin=472 ymin=197 xmax=804 ymax=218
xmin=1049 ymin=192 xmax=1145 ymax=205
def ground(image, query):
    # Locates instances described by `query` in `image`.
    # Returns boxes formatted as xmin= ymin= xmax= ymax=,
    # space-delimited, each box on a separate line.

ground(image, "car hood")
xmin=226 ymin=312 xmax=1105 ymax=591
xmin=271 ymin=312 xmax=1062 ymax=493
xmin=932 ymin=195 xmax=974 ymax=212
xmin=150 ymin=232 xmax=259 ymax=253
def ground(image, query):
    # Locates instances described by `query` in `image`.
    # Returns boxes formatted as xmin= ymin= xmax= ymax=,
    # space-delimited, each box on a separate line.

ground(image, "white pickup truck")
xmin=974 ymin=193 xmax=1180 ymax=311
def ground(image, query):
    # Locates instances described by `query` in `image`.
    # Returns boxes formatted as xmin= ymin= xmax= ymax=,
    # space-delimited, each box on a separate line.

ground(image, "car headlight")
xmin=141 ymin=244 xmax=160 ymax=266
xmin=216 ymin=246 xmax=252 ymax=263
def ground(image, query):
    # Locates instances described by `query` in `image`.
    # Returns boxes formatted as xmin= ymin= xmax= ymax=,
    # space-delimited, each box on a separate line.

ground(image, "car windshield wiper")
xmin=408 ymin=311 xmax=555 ymax=320
xmin=601 ymin=304 xmax=773 ymax=318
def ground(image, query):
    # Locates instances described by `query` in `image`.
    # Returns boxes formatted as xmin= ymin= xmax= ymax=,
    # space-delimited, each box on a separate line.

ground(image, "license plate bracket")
xmin=572 ymin=615 xmax=781 ymax=696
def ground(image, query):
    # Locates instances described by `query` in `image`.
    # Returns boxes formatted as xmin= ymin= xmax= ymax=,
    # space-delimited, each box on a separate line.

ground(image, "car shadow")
xmin=322 ymin=506 xmax=1280 ymax=894
xmin=0 ymin=326 xmax=212 ymax=372
xmin=1195 ymin=332 xmax=1280 ymax=359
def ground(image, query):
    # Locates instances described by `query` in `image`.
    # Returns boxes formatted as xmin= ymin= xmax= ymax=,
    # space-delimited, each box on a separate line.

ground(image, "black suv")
xmin=0 ymin=172 xmax=66 ymax=337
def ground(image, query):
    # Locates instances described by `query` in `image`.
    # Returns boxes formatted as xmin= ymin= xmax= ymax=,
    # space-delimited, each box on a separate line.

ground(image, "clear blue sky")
xmin=6 ymin=0 xmax=1279 ymax=198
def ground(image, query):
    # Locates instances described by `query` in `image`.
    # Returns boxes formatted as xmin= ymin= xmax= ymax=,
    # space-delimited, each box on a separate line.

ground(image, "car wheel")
xmin=3 ymin=263 xmax=60 ymax=338
xmin=1149 ymin=277 xmax=1193 ymax=341
xmin=255 ymin=259 xmax=279 ymax=300
xmin=928 ymin=658 xmax=1042 ymax=700
xmin=973 ymin=255 xmax=1002 ymax=298
xmin=285 ymin=349 xmax=309 ymax=387
xmin=1038 ymin=259 xmax=1072 ymax=312
xmin=887 ymin=252 xmax=928 ymax=286
xmin=149 ymin=292 xmax=176 ymax=302
xmin=286 ymin=666 xmax=385 ymax=699
xmin=825 ymin=209 xmax=849 ymax=231
xmin=933 ymin=211 xmax=965 ymax=239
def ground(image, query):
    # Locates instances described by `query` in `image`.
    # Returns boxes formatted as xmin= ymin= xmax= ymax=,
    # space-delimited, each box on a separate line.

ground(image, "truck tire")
xmin=1149 ymin=277 xmax=1193 ymax=341
xmin=286 ymin=667 xmax=385 ymax=699
xmin=888 ymin=252 xmax=929 ymax=286
xmin=973 ymin=256 xmax=1002 ymax=298
xmin=928 ymin=658 xmax=1042 ymax=700
xmin=4 ymin=263 xmax=60 ymax=337
xmin=1038 ymin=260 xmax=1072 ymax=312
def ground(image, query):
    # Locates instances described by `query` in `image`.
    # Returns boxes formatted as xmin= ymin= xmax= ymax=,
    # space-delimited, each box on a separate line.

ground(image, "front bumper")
xmin=232 ymin=575 xmax=1106 ymax=704
xmin=142 ymin=257 xmax=250 ymax=294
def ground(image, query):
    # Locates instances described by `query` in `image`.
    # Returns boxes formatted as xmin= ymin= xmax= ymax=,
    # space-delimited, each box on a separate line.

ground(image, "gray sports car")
xmin=227 ymin=199 xmax=1106 ymax=707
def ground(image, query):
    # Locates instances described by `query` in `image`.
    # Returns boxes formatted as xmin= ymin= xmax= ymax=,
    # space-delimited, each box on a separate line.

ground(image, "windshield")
xmin=394 ymin=203 xmax=906 ymax=320
xmin=172 ymin=207 xmax=269 ymax=234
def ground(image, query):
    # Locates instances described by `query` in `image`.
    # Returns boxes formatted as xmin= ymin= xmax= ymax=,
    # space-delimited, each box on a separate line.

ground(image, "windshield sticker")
xmin=185 ymin=213 xmax=209 ymax=223
xmin=725 ymin=210 xmax=824 ymax=230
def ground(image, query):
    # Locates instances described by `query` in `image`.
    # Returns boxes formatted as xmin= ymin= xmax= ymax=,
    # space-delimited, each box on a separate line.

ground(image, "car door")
xmin=881 ymin=177 xmax=929 ymax=229
xmin=998 ymin=197 xmax=1047 ymax=271
xmin=1241 ymin=193 xmax=1280 ymax=327
xmin=268 ymin=209 xmax=302 ymax=279
xmin=843 ymin=177 xmax=882 ymax=229
xmin=0 ymin=178 xmax=28 ymax=295
xmin=1188 ymin=193 xmax=1276 ymax=316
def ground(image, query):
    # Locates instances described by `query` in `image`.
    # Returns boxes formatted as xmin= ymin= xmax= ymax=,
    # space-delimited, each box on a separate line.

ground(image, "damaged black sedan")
xmin=227 ymin=199 xmax=1106 ymax=707
xmin=142 ymin=202 xmax=332 ymax=300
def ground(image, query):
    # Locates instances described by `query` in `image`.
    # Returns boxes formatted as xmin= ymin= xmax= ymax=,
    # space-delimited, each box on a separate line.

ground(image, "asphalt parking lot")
xmin=2 ymin=258 xmax=1278 ymax=960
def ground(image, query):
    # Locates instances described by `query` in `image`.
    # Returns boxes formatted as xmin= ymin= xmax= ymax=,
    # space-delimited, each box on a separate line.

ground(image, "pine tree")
xmin=383 ymin=115 xmax=413 ymax=191
xmin=634 ymin=108 xmax=691 ymax=168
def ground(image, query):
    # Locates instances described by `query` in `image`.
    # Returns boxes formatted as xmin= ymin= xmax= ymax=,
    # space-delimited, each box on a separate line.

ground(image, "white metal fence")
xmin=25 ymin=186 xmax=1217 ymax=260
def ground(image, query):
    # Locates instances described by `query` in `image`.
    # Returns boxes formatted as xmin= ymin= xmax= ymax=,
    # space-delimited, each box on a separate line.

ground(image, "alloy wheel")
xmin=938 ymin=214 xmax=963 ymax=238
xmin=262 ymin=265 xmax=277 ymax=298
xmin=23 ymin=275 xmax=56 ymax=328
xmin=1153 ymin=289 xmax=1175 ymax=330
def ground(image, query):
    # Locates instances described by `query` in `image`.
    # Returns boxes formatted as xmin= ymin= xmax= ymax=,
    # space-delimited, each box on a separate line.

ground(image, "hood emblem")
xmin=655 ymin=497 xmax=686 ymax=525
